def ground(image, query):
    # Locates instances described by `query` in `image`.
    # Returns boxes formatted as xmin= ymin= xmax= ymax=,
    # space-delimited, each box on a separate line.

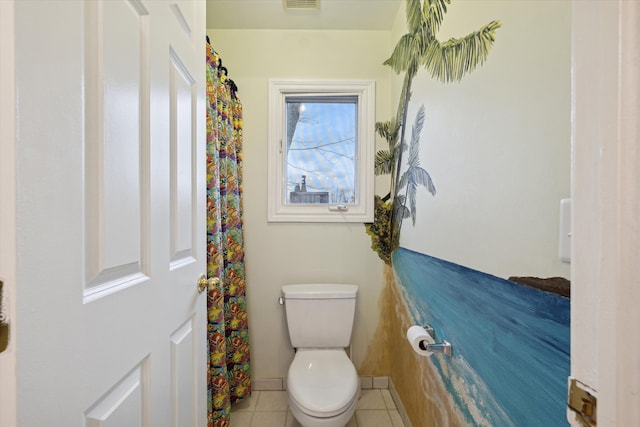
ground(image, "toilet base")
xmin=287 ymin=389 xmax=359 ymax=427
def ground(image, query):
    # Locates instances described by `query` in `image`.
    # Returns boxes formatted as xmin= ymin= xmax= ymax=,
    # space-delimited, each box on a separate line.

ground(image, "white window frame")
xmin=268 ymin=79 xmax=375 ymax=222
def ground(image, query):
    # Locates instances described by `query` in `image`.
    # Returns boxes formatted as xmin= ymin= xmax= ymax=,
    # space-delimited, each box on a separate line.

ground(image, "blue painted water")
xmin=393 ymin=247 xmax=570 ymax=427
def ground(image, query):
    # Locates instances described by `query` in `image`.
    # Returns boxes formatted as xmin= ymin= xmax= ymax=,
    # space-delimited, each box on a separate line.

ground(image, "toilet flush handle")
xmin=278 ymin=297 xmax=284 ymax=305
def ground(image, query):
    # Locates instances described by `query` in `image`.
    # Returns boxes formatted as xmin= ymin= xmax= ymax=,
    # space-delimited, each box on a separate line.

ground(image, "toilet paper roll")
xmin=407 ymin=325 xmax=435 ymax=356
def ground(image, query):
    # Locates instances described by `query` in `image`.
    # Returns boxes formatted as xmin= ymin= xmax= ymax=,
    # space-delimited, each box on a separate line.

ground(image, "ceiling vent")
xmin=283 ymin=0 xmax=320 ymax=10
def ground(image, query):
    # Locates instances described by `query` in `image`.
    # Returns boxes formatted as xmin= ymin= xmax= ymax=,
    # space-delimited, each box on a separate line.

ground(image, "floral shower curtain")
xmin=206 ymin=38 xmax=251 ymax=427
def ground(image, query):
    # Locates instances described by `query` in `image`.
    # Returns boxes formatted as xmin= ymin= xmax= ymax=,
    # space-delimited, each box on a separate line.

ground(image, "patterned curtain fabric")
xmin=206 ymin=39 xmax=251 ymax=427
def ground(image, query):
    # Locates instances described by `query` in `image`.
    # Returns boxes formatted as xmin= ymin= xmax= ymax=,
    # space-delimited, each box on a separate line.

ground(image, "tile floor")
xmin=230 ymin=389 xmax=406 ymax=427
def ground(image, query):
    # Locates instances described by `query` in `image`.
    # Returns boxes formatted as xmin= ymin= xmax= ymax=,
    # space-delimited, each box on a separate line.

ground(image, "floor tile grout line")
xmin=230 ymin=389 xmax=405 ymax=427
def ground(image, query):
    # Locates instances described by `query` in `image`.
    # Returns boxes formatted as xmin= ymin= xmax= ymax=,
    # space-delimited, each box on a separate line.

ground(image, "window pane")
xmin=285 ymin=96 xmax=357 ymax=205
xmin=268 ymin=79 xmax=374 ymax=222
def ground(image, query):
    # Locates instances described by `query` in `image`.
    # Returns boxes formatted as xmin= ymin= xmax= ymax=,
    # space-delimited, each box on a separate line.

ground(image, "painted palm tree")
xmin=399 ymin=106 xmax=436 ymax=223
xmin=367 ymin=0 xmax=501 ymax=263
xmin=388 ymin=106 xmax=436 ymax=243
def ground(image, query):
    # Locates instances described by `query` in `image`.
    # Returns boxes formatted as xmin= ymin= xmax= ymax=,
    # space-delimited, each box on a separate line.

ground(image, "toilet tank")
xmin=282 ymin=284 xmax=358 ymax=349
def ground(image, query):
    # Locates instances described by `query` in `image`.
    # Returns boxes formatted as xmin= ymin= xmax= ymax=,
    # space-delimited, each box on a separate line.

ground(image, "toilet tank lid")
xmin=282 ymin=284 xmax=358 ymax=299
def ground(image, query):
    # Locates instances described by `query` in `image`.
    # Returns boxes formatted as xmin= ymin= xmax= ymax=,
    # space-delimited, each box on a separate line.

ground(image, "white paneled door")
xmin=10 ymin=1 xmax=207 ymax=426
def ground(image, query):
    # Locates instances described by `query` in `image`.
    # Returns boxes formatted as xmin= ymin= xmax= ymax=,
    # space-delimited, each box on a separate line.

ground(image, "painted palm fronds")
xmin=384 ymin=0 xmax=501 ymax=82
xmin=366 ymin=0 xmax=501 ymax=264
xmin=398 ymin=106 xmax=436 ymax=226
xmin=374 ymin=119 xmax=400 ymax=201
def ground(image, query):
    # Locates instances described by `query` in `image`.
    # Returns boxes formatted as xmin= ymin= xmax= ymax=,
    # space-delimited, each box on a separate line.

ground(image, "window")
xmin=268 ymin=80 xmax=375 ymax=222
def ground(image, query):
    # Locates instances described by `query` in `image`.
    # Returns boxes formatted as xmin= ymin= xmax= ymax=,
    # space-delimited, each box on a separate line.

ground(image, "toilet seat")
xmin=287 ymin=349 xmax=359 ymax=418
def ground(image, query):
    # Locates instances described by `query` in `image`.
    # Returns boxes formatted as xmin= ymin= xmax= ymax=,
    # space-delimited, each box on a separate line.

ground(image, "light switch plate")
xmin=559 ymin=198 xmax=571 ymax=263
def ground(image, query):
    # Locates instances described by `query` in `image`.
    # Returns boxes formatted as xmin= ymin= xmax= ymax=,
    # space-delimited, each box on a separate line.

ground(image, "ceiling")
xmin=206 ymin=0 xmax=403 ymax=31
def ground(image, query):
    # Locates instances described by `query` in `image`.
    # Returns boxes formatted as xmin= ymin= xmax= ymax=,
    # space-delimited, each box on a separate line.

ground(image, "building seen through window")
xmin=285 ymin=97 xmax=357 ymax=205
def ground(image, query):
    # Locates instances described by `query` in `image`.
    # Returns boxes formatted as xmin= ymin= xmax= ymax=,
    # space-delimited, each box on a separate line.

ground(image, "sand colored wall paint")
xmin=205 ymin=29 xmax=392 ymax=379
xmin=396 ymin=0 xmax=572 ymax=280
xmin=361 ymin=265 xmax=459 ymax=426
xmin=388 ymin=272 xmax=459 ymax=426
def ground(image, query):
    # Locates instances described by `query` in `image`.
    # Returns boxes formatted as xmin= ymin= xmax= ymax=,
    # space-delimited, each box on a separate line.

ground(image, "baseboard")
xmin=252 ymin=378 xmax=286 ymax=391
xmin=252 ymin=376 xmax=411 ymax=426
xmin=388 ymin=378 xmax=412 ymax=427
xmin=252 ymin=376 xmax=392 ymax=392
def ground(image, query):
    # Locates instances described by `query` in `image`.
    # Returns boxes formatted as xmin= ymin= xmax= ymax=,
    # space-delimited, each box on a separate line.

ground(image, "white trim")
xmin=613 ymin=3 xmax=640 ymax=424
xmin=0 ymin=0 xmax=17 ymax=425
xmin=570 ymin=1 xmax=640 ymax=425
xmin=267 ymin=79 xmax=375 ymax=222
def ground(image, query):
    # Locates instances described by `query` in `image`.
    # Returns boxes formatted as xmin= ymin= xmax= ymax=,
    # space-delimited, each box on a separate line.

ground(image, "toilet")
xmin=282 ymin=284 xmax=360 ymax=427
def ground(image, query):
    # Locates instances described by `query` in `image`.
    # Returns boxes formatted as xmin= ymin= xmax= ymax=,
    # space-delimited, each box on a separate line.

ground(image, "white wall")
xmin=397 ymin=0 xmax=572 ymax=280
xmin=206 ymin=29 xmax=392 ymax=379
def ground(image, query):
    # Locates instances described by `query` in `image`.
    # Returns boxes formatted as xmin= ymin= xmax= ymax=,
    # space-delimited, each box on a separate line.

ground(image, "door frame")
xmin=0 ymin=0 xmax=17 ymax=426
xmin=570 ymin=0 xmax=640 ymax=425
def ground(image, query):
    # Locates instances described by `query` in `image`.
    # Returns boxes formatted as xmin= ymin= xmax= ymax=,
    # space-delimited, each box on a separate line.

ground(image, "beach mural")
xmin=392 ymin=248 xmax=570 ymax=426
xmin=358 ymin=1 xmax=572 ymax=426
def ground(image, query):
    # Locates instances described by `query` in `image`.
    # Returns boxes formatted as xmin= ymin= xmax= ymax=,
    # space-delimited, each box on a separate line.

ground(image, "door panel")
xmin=84 ymin=359 xmax=150 ymax=427
xmin=169 ymin=0 xmax=199 ymax=43
xmin=169 ymin=51 xmax=197 ymax=268
xmin=84 ymin=0 xmax=149 ymax=301
xmin=163 ymin=1 xmax=207 ymax=424
xmin=13 ymin=1 xmax=206 ymax=425
xmin=170 ymin=317 xmax=197 ymax=427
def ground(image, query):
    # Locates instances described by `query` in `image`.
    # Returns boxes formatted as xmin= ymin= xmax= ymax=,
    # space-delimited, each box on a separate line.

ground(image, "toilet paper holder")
xmin=420 ymin=325 xmax=452 ymax=357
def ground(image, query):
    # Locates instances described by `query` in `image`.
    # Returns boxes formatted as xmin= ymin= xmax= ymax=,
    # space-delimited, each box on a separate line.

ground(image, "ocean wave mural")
xmin=392 ymin=247 xmax=570 ymax=427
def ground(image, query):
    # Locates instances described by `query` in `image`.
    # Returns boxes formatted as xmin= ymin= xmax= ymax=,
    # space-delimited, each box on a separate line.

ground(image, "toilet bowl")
xmin=281 ymin=284 xmax=360 ymax=427
xmin=287 ymin=349 xmax=360 ymax=427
